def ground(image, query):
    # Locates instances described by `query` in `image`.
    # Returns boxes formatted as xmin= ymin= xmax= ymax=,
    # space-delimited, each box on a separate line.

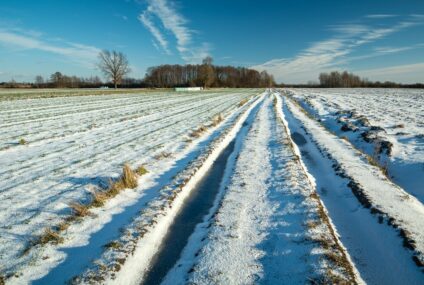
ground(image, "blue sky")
xmin=0 ymin=0 xmax=423 ymax=83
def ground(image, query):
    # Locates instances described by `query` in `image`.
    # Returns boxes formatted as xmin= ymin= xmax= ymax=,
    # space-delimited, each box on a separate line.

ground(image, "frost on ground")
xmin=74 ymin=91 xmax=266 ymax=285
xmin=0 ymin=90 xmax=258 ymax=283
xmin=282 ymin=93 xmax=424 ymax=271
xmin=287 ymin=88 xmax=424 ymax=203
xmin=1 ymin=88 xmax=423 ymax=285
xmin=163 ymin=96 xmax=357 ymax=284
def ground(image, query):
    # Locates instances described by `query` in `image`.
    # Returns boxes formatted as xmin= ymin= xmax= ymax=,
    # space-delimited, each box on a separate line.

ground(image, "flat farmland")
xmin=1 ymin=89 xmax=423 ymax=285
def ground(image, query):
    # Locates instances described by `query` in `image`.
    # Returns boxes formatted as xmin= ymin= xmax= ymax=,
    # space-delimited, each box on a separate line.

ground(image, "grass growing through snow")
xmin=211 ymin=114 xmax=223 ymax=127
xmin=287 ymin=93 xmax=393 ymax=182
xmin=117 ymin=163 xmax=138 ymax=189
xmin=274 ymin=94 xmax=357 ymax=284
xmin=91 ymin=190 xmax=109 ymax=207
xmin=135 ymin=165 xmax=148 ymax=176
xmin=104 ymin=241 xmax=122 ymax=250
xmin=38 ymin=228 xmax=64 ymax=245
xmin=69 ymin=202 xmax=91 ymax=217
xmin=23 ymin=163 xmax=148 ymax=255
xmin=238 ymin=98 xmax=248 ymax=107
xmin=189 ymin=125 xmax=208 ymax=138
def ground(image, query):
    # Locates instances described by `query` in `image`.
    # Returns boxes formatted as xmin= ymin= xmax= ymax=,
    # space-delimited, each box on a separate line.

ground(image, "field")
xmin=0 ymin=88 xmax=423 ymax=284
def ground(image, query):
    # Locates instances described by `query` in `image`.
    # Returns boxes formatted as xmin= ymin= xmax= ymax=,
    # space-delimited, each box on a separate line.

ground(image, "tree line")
xmin=315 ymin=71 xmax=424 ymax=88
xmin=2 ymin=49 xmax=422 ymax=89
xmin=1 ymin=53 xmax=275 ymax=89
xmin=144 ymin=56 xmax=275 ymax=88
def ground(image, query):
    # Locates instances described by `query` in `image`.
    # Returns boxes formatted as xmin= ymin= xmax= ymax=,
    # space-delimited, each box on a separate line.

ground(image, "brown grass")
xmin=211 ymin=114 xmax=223 ymax=126
xmin=238 ymin=98 xmax=248 ymax=107
xmin=135 ymin=165 xmax=148 ymax=176
xmin=38 ymin=228 xmax=64 ymax=245
xmin=306 ymin=220 xmax=320 ymax=229
xmin=122 ymin=164 xmax=138 ymax=188
xmin=189 ymin=125 xmax=208 ymax=138
xmin=107 ymin=163 xmax=139 ymax=197
xmin=104 ymin=241 xmax=122 ymax=250
xmin=56 ymin=221 xmax=70 ymax=231
xmin=154 ymin=151 xmax=172 ymax=160
xmin=20 ymin=163 xmax=142 ymax=256
xmin=19 ymin=138 xmax=27 ymax=145
xmin=69 ymin=202 xmax=90 ymax=217
xmin=91 ymin=190 xmax=109 ymax=207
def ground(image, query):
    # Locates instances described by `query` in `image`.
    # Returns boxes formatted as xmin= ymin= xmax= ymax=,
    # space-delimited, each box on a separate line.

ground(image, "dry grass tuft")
xmin=56 ymin=221 xmax=70 ymax=232
xmin=121 ymin=163 xmax=138 ymax=189
xmin=38 ymin=228 xmax=64 ymax=245
xmin=135 ymin=165 xmax=148 ymax=176
xmin=189 ymin=125 xmax=208 ymax=138
xmin=69 ymin=202 xmax=90 ymax=217
xmin=154 ymin=151 xmax=172 ymax=160
xmin=238 ymin=98 xmax=248 ymax=107
xmin=306 ymin=220 xmax=320 ymax=229
xmin=19 ymin=138 xmax=27 ymax=145
xmin=104 ymin=241 xmax=122 ymax=250
xmin=211 ymin=114 xmax=223 ymax=127
xmin=107 ymin=163 xmax=138 ymax=196
xmin=91 ymin=191 xmax=109 ymax=207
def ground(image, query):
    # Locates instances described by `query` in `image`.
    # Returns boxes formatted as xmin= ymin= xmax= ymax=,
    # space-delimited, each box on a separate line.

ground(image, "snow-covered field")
xmin=287 ymin=88 xmax=424 ymax=203
xmin=0 ymin=89 xmax=258 ymax=283
xmin=1 ymin=88 xmax=423 ymax=284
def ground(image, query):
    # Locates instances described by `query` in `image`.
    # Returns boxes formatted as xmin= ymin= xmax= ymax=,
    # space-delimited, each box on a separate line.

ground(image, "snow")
xmin=281 ymin=92 xmax=424 ymax=278
xmin=163 ymin=95 xmax=357 ymax=284
xmin=1 ymin=88 xmax=422 ymax=284
xmin=287 ymin=88 xmax=424 ymax=203
xmin=105 ymin=91 xmax=265 ymax=285
xmin=0 ymin=90 xmax=258 ymax=283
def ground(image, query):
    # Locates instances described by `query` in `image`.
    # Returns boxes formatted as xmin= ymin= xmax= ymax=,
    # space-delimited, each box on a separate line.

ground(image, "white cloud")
xmin=252 ymin=16 xmax=424 ymax=83
xmin=354 ymin=62 xmax=424 ymax=83
xmin=139 ymin=0 xmax=210 ymax=63
xmin=0 ymin=29 xmax=100 ymax=67
xmin=374 ymin=46 xmax=413 ymax=54
xmin=138 ymin=11 xmax=171 ymax=54
xmin=147 ymin=0 xmax=191 ymax=48
xmin=366 ymin=14 xmax=397 ymax=19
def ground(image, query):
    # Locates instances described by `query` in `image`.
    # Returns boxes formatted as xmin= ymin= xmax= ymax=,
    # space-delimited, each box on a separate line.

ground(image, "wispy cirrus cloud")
xmin=138 ymin=11 xmax=170 ymax=54
xmin=0 ymin=28 xmax=100 ymax=67
xmin=138 ymin=0 xmax=210 ymax=63
xmin=252 ymin=15 xmax=424 ymax=83
xmin=366 ymin=14 xmax=397 ymax=19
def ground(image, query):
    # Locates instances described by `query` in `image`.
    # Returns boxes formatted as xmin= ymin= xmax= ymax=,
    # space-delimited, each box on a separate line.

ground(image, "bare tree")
xmin=34 ymin=75 xmax=44 ymax=88
xmin=98 ymin=50 xmax=131 ymax=89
